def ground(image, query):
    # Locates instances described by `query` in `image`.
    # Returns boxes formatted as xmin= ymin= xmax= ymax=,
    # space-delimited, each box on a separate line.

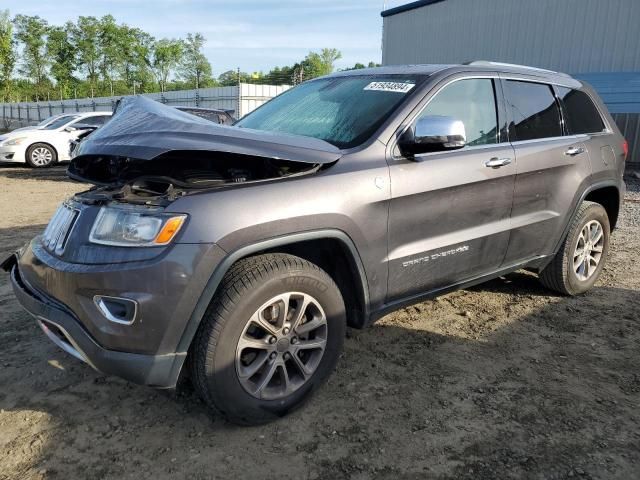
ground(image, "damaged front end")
xmin=69 ymin=151 xmax=324 ymax=206
xmin=68 ymin=96 xmax=341 ymax=206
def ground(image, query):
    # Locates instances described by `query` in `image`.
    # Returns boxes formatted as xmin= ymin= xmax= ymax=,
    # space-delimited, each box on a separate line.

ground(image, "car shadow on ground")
xmin=1 ymin=252 xmax=638 ymax=480
xmin=467 ymin=269 xmax=562 ymax=297
xmin=0 ymin=164 xmax=81 ymax=183
xmin=0 ymin=225 xmax=46 ymax=260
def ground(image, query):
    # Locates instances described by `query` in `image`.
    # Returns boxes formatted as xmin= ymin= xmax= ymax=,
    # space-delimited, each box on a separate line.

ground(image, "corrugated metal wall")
xmin=382 ymin=0 xmax=640 ymax=72
xmin=0 ymin=84 xmax=290 ymax=131
xmin=239 ymin=84 xmax=289 ymax=114
xmin=382 ymin=0 xmax=640 ymax=164
xmin=574 ymin=73 xmax=640 ymax=165
xmin=574 ymin=73 xmax=640 ymax=114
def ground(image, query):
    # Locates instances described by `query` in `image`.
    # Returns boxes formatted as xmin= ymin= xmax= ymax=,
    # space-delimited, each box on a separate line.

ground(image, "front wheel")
xmin=25 ymin=143 xmax=57 ymax=168
xmin=190 ymin=254 xmax=346 ymax=425
xmin=539 ymin=201 xmax=610 ymax=295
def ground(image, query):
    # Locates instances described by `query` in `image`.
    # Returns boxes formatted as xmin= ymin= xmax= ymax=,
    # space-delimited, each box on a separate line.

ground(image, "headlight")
xmin=89 ymin=206 xmax=187 ymax=247
xmin=2 ymin=137 xmax=27 ymax=146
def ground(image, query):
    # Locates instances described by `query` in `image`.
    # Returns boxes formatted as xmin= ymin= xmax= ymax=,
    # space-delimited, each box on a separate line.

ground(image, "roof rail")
xmin=462 ymin=60 xmax=571 ymax=77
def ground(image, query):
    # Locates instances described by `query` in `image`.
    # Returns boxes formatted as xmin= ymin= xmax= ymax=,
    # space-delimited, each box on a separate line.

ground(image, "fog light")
xmin=94 ymin=295 xmax=138 ymax=325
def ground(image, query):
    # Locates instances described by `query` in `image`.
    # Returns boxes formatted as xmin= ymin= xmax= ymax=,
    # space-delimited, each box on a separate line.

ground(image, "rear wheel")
xmin=26 ymin=143 xmax=57 ymax=168
xmin=539 ymin=201 xmax=610 ymax=295
xmin=190 ymin=253 xmax=346 ymax=425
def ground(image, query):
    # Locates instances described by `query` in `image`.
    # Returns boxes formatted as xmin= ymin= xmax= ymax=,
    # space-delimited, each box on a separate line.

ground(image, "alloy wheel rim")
xmin=573 ymin=219 xmax=604 ymax=281
xmin=31 ymin=147 xmax=53 ymax=166
xmin=235 ymin=292 xmax=328 ymax=400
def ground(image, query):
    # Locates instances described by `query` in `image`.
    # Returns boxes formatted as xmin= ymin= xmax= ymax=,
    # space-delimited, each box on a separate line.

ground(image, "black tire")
xmin=25 ymin=143 xmax=57 ymax=168
xmin=539 ymin=201 xmax=610 ymax=295
xmin=190 ymin=253 xmax=346 ymax=425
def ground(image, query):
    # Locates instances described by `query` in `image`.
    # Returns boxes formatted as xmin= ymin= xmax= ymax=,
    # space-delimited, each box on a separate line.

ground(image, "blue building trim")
xmin=381 ymin=0 xmax=447 ymax=18
xmin=574 ymin=72 xmax=640 ymax=114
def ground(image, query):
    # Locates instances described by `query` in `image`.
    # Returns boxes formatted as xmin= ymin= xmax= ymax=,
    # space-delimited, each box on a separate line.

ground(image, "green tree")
xmin=46 ymin=23 xmax=76 ymax=99
xmin=319 ymin=48 xmax=342 ymax=73
xmin=13 ymin=14 xmax=49 ymax=99
xmin=217 ymin=69 xmax=239 ymax=86
xmin=179 ymin=33 xmax=213 ymax=89
xmin=119 ymin=27 xmax=155 ymax=93
xmin=2 ymin=12 xmax=374 ymax=99
xmin=98 ymin=15 xmax=122 ymax=95
xmin=300 ymin=48 xmax=343 ymax=79
xmin=342 ymin=62 xmax=380 ymax=72
xmin=149 ymin=38 xmax=183 ymax=92
xmin=73 ymin=16 xmax=101 ymax=96
xmin=263 ymin=65 xmax=295 ymax=85
xmin=0 ymin=10 xmax=16 ymax=101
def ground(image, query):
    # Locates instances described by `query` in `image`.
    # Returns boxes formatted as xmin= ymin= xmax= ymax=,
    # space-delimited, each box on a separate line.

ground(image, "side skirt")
xmin=368 ymin=255 xmax=549 ymax=323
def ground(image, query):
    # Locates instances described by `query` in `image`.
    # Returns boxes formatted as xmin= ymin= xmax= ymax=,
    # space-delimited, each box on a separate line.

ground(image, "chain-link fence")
xmin=0 ymin=83 xmax=290 ymax=131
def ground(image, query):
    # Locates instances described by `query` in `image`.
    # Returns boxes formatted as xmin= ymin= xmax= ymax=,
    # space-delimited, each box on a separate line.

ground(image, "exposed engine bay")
xmin=71 ymin=151 xmax=322 ymax=206
xmin=67 ymin=95 xmax=341 ymax=205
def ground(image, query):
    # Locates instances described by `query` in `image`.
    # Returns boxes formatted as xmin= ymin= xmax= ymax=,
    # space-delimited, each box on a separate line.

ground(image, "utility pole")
xmin=381 ymin=0 xmax=388 ymax=59
xmin=236 ymin=67 xmax=241 ymax=118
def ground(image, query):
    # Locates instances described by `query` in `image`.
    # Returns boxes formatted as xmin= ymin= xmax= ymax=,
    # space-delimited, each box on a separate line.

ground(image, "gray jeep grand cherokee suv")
xmin=3 ymin=62 xmax=627 ymax=424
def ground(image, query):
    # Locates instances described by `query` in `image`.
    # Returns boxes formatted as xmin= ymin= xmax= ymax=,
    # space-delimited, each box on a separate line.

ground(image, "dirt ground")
xmin=0 ymin=165 xmax=638 ymax=480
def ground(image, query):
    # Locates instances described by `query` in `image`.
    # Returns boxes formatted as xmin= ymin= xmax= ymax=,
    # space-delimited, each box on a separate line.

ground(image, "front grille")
xmin=42 ymin=202 xmax=79 ymax=255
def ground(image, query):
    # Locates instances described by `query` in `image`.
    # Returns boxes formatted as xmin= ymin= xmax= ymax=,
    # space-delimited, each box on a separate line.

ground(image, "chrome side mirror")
xmin=399 ymin=115 xmax=466 ymax=157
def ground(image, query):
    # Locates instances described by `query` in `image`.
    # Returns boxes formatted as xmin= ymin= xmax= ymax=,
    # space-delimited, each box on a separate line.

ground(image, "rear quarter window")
xmin=556 ymin=87 xmax=606 ymax=135
xmin=81 ymin=115 xmax=110 ymax=127
xmin=504 ymin=80 xmax=562 ymax=141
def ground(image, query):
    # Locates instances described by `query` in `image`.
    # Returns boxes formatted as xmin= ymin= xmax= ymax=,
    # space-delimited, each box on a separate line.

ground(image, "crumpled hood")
xmin=72 ymin=95 xmax=342 ymax=167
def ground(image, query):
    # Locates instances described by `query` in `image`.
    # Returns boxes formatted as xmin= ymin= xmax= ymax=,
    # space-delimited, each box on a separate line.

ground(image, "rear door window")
xmin=504 ymin=80 xmax=562 ymax=141
xmin=555 ymin=87 xmax=606 ymax=135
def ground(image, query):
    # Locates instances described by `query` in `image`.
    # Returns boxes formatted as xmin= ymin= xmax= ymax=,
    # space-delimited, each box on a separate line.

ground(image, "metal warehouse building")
xmin=381 ymin=0 xmax=640 ymax=165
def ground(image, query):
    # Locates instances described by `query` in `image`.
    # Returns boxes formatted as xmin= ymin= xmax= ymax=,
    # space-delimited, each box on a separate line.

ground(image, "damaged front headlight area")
xmin=89 ymin=206 xmax=187 ymax=247
xmin=1 ymin=137 xmax=28 ymax=146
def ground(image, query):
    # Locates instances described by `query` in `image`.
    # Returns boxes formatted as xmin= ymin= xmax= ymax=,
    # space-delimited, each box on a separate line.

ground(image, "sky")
xmin=6 ymin=0 xmax=407 ymax=74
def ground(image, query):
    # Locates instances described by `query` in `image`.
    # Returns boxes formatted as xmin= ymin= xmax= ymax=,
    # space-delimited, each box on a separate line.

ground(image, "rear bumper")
xmin=7 ymin=256 xmax=185 ymax=388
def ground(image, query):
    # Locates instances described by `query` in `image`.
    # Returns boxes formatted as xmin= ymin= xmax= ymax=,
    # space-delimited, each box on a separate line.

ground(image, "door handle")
xmin=565 ymin=146 xmax=585 ymax=156
xmin=484 ymin=157 xmax=512 ymax=168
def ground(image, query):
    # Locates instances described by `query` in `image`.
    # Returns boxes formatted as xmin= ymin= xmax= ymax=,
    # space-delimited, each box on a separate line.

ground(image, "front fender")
xmin=174 ymin=229 xmax=370 ymax=355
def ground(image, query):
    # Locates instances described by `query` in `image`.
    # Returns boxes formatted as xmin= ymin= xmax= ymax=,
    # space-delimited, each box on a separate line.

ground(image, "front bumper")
xmin=0 ymin=145 xmax=26 ymax=163
xmin=8 ymin=258 xmax=184 ymax=387
xmin=5 ymin=237 xmax=226 ymax=388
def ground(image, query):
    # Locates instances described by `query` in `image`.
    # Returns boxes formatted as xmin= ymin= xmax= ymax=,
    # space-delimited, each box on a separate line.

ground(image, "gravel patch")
xmin=621 ymin=172 xmax=640 ymax=228
xmin=1 ymin=166 xmax=639 ymax=480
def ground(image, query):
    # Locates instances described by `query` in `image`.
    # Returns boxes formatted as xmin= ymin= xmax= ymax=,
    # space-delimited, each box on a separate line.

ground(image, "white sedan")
xmin=0 ymin=111 xmax=112 ymax=167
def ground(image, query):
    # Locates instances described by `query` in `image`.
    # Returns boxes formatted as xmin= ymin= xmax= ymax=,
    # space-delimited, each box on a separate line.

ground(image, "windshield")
xmin=236 ymin=75 xmax=427 ymax=148
xmin=37 ymin=114 xmax=72 ymax=127
xmin=37 ymin=116 xmax=58 ymax=126
xmin=44 ymin=115 xmax=79 ymax=130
